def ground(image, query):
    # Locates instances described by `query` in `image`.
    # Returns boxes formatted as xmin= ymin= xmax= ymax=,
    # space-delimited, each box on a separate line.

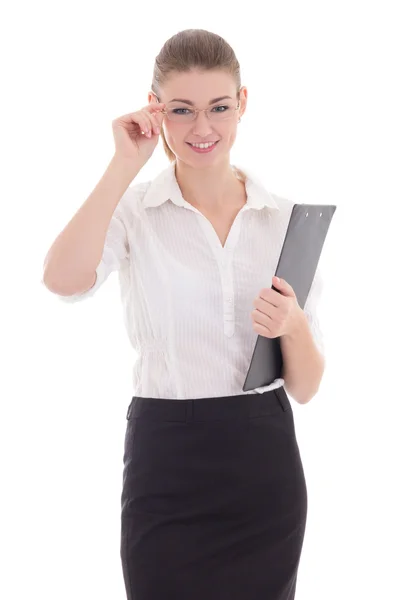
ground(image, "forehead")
xmin=161 ymin=69 xmax=236 ymax=103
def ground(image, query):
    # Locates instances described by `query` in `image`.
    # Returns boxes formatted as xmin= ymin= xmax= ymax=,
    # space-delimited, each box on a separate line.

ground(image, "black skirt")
xmin=120 ymin=386 xmax=308 ymax=600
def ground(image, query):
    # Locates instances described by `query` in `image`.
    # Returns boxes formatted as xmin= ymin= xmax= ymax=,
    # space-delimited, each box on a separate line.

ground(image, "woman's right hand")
xmin=111 ymin=102 xmax=166 ymax=165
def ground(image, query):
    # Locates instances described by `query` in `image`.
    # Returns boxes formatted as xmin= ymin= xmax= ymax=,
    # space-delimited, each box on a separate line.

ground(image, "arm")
xmin=253 ymin=269 xmax=326 ymax=405
xmin=43 ymin=155 xmax=143 ymax=295
xmin=281 ymin=309 xmax=325 ymax=404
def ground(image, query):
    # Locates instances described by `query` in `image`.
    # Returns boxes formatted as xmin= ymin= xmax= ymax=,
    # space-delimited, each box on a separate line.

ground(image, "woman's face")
xmin=149 ymin=69 xmax=247 ymax=166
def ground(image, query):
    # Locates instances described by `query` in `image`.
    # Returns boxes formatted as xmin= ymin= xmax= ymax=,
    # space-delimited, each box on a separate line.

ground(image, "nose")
xmin=191 ymin=110 xmax=214 ymax=137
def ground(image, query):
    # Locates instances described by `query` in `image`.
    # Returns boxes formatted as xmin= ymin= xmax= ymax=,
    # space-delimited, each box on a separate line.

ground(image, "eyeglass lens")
xmin=165 ymin=102 xmax=238 ymax=122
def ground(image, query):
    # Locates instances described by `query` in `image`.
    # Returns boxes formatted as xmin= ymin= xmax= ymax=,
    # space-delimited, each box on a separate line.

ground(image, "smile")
xmin=186 ymin=141 xmax=219 ymax=153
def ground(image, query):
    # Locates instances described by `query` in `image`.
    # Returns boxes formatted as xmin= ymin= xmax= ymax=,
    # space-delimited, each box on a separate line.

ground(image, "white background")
xmin=2 ymin=1 xmax=399 ymax=598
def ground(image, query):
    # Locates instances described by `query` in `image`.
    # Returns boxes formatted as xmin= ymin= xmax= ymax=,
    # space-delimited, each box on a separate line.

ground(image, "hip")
xmin=121 ymin=386 xmax=306 ymax=518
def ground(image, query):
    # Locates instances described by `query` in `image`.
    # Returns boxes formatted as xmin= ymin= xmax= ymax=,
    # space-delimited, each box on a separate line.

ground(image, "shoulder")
xmin=268 ymin=190 xmax=296 ymax=213
xmin=265 ymin=191 xmax=296 ymax=230
xmin=113 ymin=180 xmax=152 ymax=221
xmin=121 ymin=180 xmax=152 ymax=207
xmin=237 ymin=164 xmax=296 ymax=216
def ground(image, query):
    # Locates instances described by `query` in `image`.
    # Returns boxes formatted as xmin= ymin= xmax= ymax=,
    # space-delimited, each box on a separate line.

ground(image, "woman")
xmin=43 ymin=28 xmax=325 ymax=600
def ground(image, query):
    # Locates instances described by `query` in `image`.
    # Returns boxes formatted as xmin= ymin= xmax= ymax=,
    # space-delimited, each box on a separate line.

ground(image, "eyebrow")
xmin=168 ymin=95 xmax=233 ymax=105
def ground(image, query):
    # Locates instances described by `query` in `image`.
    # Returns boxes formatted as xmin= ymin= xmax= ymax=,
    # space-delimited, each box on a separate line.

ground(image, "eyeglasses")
xmin=154 ymin=95 xmax=240 ymax=123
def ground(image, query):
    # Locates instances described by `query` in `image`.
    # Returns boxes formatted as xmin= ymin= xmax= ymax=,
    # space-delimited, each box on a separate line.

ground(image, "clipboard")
xmin=242 ymin=203 xmax=337 ymax=392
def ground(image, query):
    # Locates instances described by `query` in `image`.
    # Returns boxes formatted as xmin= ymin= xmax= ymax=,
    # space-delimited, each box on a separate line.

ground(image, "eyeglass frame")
xmin=152 ymin=93 xmax=241 ymax=122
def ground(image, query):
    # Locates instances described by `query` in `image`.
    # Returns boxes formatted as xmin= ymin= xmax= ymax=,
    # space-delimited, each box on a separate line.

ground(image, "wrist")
xmin=284 ymin=306 xmax=307 ymax=340
xmin=111 ymin=153 xmax=145 ymax=178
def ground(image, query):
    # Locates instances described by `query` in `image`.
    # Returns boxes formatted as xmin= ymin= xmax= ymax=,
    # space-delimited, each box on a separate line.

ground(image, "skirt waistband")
xmin=126 ymin=386 xmax=291 ymax=422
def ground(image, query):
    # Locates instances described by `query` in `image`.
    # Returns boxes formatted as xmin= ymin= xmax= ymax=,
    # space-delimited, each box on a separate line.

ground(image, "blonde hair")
xmin=151 ymin=29 xmax=242 ymax=162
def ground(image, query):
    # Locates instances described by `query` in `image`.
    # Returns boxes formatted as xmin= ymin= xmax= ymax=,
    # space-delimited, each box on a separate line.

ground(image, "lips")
xmin=187 ymin=141 xmax=219 ymax=146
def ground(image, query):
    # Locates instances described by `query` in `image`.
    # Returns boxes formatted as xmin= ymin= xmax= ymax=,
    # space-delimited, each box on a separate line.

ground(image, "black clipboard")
xmin=242 ymin=203 xmax=336 ymax=392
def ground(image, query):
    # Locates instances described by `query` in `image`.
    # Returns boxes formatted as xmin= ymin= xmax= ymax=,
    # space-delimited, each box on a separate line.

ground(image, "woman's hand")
xmin=251 ymin=276 xmax=304 ymax=338
xmin=111 ymin=102 xmax=166 ymax=164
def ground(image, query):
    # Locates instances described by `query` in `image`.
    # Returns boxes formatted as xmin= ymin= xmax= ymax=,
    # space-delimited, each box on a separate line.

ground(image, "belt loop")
xmin=126 ymin=398 xmax=134 ymax=420
xmin=274 ymin=387 xmax=287 ymax=412
xmin=186 ymin=400 xmax=194 ymax=422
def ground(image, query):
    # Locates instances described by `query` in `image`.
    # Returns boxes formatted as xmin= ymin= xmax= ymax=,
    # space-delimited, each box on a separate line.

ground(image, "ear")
xmin=148 ymin=91 xmax=159 ymax=105
xmin=238 ymin=86 xmax=248 ymax=120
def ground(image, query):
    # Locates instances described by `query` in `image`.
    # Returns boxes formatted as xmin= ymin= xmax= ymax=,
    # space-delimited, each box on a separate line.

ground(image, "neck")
xmin=174 ymin=158 xmax=245 ymax=211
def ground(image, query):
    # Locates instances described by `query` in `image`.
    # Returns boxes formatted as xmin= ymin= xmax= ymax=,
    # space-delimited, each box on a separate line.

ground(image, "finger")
xmin=139 ymin=112 xmax=157 ymax=137
xmin=147 ymin=105 xmax=165 ymax=134
xmin=259 ymin=288 xmax=281 ymax=307
xmin=138 ymin=107 xmax=162 ymax=137
xmin=252 ymin=307 xmax=273 ymax=327
xmin=147 ymin=102 xmax=165 ymax=112
xmin=253 ymin=321 xmax=272 ymax=337
xmin=253 ymin=298 xmax=276 ymax=316
xmin=144 ymin=103 xmax=165 ymax=119
xmin=272 ymin=276 xmax=295 ymax=298
xmin=115 ymin=112 xmax=151 ymax=133
xmin=148 ymin=112 xmax=163 ymax=135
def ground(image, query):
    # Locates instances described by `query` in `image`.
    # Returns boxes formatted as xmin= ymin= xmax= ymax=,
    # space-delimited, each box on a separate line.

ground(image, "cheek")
xmin=222 ymin=121 xmax=238 ymax=138
xmin=162 ymin=123 xmax=238 ymax=147
xmin=224 ymin=127 xmax=238 ymax=146
xmin=163 ymin=123 xmax=183 ymax=145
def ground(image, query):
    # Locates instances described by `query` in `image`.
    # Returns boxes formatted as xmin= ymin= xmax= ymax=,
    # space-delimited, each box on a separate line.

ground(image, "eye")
xmin=211 ymin=105 xmax=229 ymax=112
xmin=171 ymin=108 xmax=193 ymax=115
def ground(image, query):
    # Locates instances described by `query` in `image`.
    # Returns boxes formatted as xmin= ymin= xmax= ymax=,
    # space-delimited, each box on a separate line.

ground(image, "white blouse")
xmin=50 ymin=161 xmax=324 ymax=399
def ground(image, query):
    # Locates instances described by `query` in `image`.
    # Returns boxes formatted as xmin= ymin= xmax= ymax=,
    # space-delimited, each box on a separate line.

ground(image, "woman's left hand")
xmin=251 ymin=276 xmax=304 ymax=338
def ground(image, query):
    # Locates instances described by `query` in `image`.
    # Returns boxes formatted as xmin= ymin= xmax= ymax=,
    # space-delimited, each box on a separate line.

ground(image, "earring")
xmin=238 ymin=117 xmax=241 ymax=123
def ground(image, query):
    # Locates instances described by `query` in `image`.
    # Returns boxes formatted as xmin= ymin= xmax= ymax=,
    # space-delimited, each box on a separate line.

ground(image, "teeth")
xmin=190 ymin=142 xmax=216 ymax=149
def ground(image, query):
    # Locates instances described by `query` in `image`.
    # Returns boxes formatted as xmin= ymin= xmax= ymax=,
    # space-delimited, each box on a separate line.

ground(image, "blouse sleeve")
xmin=303 ymin=263 xmax=325 ymax=357
xmin=49 ymin=202 xmax=129 ymax=304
